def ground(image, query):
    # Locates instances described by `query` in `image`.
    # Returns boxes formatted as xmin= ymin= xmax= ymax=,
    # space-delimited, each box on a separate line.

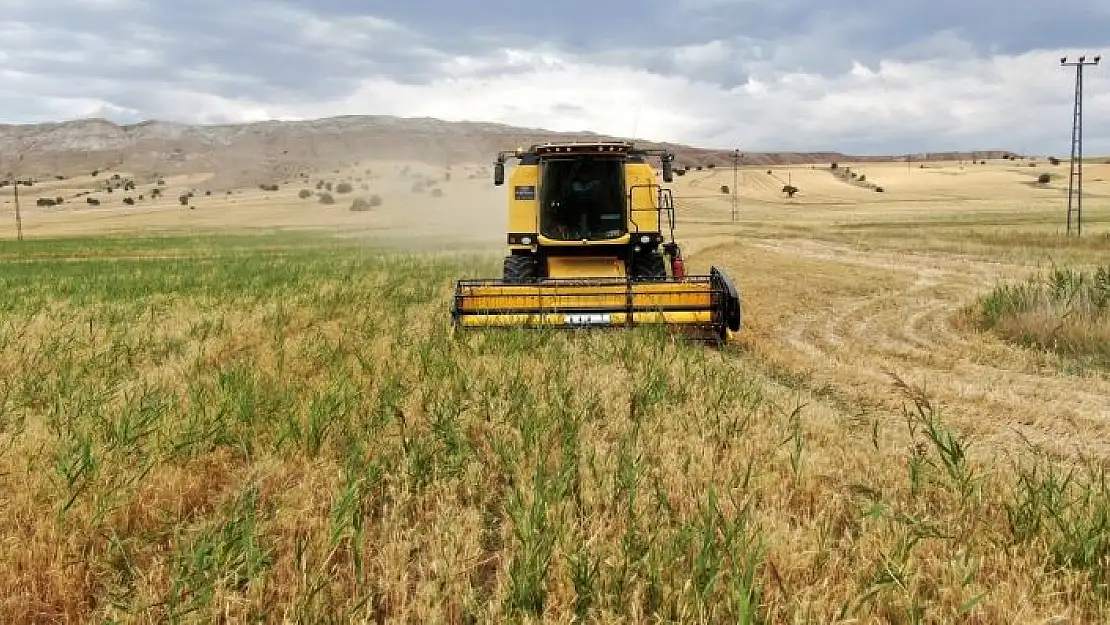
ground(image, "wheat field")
xmin=0 ymin=156 xmax=1108 ymax=623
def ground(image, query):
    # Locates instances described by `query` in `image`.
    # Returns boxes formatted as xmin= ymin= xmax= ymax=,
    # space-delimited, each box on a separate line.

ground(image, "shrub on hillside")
xmin=1049 ymin=157 xmax=1061 ymax=165
xmin=1037 ymin=173 xmax=1051 ymax=184
xmin=431 ymin=188 xmax=444 ymax=197
xmin=336 ymin=182 xmax=353 ymax=194
xmin=179 ymin=195 xmax=189 ymax=206
xmin=318 ymin=192 xmax=335 ymax=205
xmin=782 ymin=185 xmax=799 ymax=197
xmin=720 ymin=185 xmax=730 ymax=194
xmin=123 ymin=197 xmax=135 ymax=205
xmin=369 ymin=194 xmax=383 ymax=207
xmin=298 ymin=189 xmax=312 ymax=199
xmin=875 ymin=186 xmax=885 ymax=193
xmin=349 ymin=197 xmax=371 ymax=211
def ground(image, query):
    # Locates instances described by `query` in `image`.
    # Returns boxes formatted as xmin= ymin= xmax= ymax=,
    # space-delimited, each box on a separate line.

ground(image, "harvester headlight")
xmin=521 ymin=236 xmax=532 ymax=245
xmin=640 ymin=235 xmax=651 ymax=244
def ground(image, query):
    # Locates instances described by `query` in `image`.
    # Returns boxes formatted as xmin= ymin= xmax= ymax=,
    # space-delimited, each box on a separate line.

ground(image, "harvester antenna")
xmin=1061 ymin=54 xmax=1101 ymax=236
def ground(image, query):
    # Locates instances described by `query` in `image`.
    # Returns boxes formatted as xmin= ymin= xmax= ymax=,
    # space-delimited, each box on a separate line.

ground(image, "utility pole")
xmin=12 ymin=179 xmax=23 ymax=241
xmin=1061 ymin=54 xmax=1101 ymax=236
xmin=731 ymin=149 xmax=740 ymax=222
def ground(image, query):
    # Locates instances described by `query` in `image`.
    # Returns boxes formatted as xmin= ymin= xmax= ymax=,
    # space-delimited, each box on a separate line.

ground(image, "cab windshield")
xmin=539 ymin=157 xmax=626 ymax=241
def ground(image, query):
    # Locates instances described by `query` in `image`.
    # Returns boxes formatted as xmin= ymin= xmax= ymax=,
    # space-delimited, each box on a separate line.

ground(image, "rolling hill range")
xmin=0 ymin=115 xmax=1017 ymax=190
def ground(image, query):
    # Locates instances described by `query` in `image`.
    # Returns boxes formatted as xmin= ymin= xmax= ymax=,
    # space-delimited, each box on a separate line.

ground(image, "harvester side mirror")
xmin=494 ymin=161 xmax=505 ymax=186
xmin=661 ymin=154 xmax=674 ymax=183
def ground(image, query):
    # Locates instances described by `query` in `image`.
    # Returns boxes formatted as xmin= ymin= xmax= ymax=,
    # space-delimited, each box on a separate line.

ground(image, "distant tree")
xmin=298 ymin=189 xmax=312 ymax=199
xmin=349 ymin=197 xmax=372 ymax=211
xmin=91 ymin=169 xmax=99 ymax=177
xmin=1048 ymin=156 xmax=1061 ymax=165
xmin=87 ymin=197 xmax=100 ymax=205
xmin=318 ymin=192 xmax=335 ymax=205
xmin=1037 ymin=173 xmax=1051 ymax=184
xmin=123 ymin=197 xmax=135 ymax=205
xmin=720 ymin=185 xmax=730 ymax=194
xmin=369 ymin=194 xmax=383 ymax=207
xmin=875 ymin=187 xmax=884 ymax=193
xmin=707 ymin=163 xmax=716 ymax=169
xmin=325 ymin=182 xmax=333 ymax=191
xmin=55 ymin=196 xmax=63 ymax=204
xmin=179 ymin=195 xmax=190 ymax=206
xmin=431 ymin=188 xmax=444 ymax=197
xmin=783 ymin=184 xmax=799 ymax=197
xmin=858 ymin=175 xmax=866 ymax=182
xmin=336 ymin=182 xmax=353 ymax=194
xmin=830 ymin=163 xmax=838 ymax=170
xmin=205 ymin=190 xmax=212 ymax=196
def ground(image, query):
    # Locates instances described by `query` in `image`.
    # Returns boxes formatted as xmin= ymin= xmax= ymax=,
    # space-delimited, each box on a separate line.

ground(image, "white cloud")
xmin=0 ymin=1 xmax=1108 ymax=156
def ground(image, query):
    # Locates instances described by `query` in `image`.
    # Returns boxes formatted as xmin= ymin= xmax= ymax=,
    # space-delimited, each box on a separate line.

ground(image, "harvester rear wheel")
xmin=632 ymin=253 xmax=667 ymax=281
xmin=503 ymin=255 xmax=536 ymax=283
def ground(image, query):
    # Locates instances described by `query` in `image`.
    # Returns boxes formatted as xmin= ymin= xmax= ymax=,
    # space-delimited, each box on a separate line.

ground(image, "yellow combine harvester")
xmin=451 ymin=141 xmax=742 ymax=342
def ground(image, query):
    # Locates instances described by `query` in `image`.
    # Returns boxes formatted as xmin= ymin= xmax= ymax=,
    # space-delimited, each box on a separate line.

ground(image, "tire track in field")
xmin=722 ymin=238 xmax=1110 ymax=459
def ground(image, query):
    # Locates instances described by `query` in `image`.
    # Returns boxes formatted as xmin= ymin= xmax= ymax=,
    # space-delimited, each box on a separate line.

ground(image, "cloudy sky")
xmin=1 ymin=0 xmax=1109 ymax=154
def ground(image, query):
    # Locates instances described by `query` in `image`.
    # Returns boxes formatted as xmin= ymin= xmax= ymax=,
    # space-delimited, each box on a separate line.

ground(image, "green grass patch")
xmin=977 ymin=264 xmax=1110 ymax=366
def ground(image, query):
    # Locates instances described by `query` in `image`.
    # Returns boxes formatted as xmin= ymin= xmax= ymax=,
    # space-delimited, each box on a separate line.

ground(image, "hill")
xmin=0 ymin=115 xmax=1016 ymax=189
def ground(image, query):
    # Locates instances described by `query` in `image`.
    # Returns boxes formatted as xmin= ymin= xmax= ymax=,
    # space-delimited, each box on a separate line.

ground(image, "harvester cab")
xmin=452 ymin=141 xmax=742 ymax=342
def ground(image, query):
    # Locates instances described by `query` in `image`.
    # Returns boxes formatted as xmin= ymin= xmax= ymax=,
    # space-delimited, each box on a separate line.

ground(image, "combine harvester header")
xmin=451 ymin=141 xmax=742 ymax=342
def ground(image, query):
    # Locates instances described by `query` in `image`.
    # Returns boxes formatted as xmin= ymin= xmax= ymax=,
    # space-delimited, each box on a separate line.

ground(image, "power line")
xmin=1061 ymin=54 xmax=1101 ymax=236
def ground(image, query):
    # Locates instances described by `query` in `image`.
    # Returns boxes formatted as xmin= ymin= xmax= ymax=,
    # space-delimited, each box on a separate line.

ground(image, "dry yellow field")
xmin=0 ymin=155 xmax=1108 ymax=622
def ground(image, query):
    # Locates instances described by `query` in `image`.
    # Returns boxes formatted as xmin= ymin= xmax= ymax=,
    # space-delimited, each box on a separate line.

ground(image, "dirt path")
xmin=690 ymin=236 xmax=1110 ymax=460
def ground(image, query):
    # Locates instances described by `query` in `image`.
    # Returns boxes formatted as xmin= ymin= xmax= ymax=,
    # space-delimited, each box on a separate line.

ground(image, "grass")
xmin=977 ymin=264 xmax=1110 ymax=367
xmin=0 ymin=233 xmax=1108 ymax=622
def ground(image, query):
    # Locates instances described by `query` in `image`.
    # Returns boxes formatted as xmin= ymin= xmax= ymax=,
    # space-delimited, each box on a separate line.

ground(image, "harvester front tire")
xmin=633 ymin=253 xmax=667 ymax=281
xmin=503 ymin=255 xmax=536 ymax=283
